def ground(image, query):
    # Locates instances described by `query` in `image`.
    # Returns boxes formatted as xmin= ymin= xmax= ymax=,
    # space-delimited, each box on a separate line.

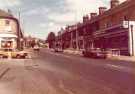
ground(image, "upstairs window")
xmin=5 ymin=20 xmax=10 ymax=26
xmin=124 ymin=16 xmax=128 ymax=21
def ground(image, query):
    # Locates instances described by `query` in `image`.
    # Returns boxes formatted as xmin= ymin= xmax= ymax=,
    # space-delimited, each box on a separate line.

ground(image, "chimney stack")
xmin=90 ymin=13 xmax=97 ymax=19
xmin=83 ymin=15 xmax=89 ymax=22
xmin=99 ymin=7 xmax=107 ymax=15
xmin=111 ymin=0 xmax=120 ymax=8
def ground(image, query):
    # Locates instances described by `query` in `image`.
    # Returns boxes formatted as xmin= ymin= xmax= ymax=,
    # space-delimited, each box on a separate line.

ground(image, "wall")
xmin=0 ymin=18 xmax=18 ymax=34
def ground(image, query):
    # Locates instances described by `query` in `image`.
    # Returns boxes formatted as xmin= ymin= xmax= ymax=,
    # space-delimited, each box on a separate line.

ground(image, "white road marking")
xmin=50 ymin=52 xmax=72 ymax=58
xmin=59 ymin=80 xmax=75 ymax=94
xmin=106 ymin=64 xmax=134 ymax=73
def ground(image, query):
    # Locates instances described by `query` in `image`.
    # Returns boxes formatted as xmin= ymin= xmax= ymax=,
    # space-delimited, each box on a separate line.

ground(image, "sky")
xmin=0 ymin=0 xmax=126 ymax=39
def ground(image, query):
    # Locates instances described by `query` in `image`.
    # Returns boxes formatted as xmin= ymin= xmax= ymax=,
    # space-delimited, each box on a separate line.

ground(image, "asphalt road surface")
xmin=0 ymin=48 xmax=135 ymax=94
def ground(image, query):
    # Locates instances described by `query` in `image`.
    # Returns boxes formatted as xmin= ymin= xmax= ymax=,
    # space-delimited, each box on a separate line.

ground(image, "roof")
xmin=0 ymin=9 xmax=13 ymax=18
xmin=89 ymin=0 xmax=135 ymax=23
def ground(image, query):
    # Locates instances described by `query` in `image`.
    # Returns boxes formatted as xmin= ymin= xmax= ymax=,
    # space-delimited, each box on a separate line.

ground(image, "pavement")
xmin=63 ymin=48 xmax=82 ymax=56
xmin=108 ymin=56 xmax=135 ymax=62
xmin=0 ymin=48 xmax=134 ymax=94
xmin=63 ymin=48 xmax=135 ymax=62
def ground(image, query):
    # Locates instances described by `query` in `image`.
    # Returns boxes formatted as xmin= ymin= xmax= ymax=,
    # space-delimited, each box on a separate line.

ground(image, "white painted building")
xmin=0 ymin=10 xmax=21 ymax=50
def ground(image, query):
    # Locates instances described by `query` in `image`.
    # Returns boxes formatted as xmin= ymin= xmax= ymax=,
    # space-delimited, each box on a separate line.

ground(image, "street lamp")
xmin=76 ymin=24 xmax=79 ymax=50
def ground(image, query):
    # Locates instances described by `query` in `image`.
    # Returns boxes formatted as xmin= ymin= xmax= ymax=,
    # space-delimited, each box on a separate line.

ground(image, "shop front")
xmin=0 ymin=34 xmax=17 ymax=50
xmin=93 ymin=29 xmax=129 ymax=56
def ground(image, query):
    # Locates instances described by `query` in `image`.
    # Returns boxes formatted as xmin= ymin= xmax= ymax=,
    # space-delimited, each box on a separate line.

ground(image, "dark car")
xmin=83 ymin=48 xmax=108 ymax=59
xmin=54 ymin=48 xmax=63 ymax=52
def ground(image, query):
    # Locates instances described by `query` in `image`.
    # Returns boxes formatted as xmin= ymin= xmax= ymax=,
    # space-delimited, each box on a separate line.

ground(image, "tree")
xmin=47 ymin=32 xmax=56 ymax=48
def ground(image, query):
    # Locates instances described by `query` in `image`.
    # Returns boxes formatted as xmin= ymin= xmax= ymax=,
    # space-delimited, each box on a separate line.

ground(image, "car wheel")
xmin=3 ymin=56 xmax=8 ymax=59
xmin=16 ymin=55 xmax=20 ymax=59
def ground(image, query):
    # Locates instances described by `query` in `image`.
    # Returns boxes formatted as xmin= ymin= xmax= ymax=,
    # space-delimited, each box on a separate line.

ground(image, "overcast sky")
xmin=0 ymin=0 xmax=126 ymax=39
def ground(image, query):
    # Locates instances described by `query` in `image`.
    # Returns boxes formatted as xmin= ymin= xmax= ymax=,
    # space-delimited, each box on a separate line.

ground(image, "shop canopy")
xmin=0 ymin=34 xmax=17 ymax=38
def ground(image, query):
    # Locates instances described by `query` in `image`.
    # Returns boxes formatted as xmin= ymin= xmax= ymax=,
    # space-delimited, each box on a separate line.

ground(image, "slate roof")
xmin=0 ymin=9 xmax=13 ymax=17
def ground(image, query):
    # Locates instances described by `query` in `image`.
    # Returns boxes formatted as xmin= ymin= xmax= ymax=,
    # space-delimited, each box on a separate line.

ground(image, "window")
xmin=5 ymin=20 xmax=10 ymax=25
xmin=124 ymin=16 xmax=128 ymax=21
xmin=107 ymin=22 xmax=112 ymax=28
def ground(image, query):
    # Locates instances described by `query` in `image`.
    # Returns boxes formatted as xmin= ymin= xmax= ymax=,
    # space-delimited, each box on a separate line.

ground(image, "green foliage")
xmin=47 ymin=32 xmax=56 ymax=42
xmin=46 ymin=32 xmax=56 ymax=48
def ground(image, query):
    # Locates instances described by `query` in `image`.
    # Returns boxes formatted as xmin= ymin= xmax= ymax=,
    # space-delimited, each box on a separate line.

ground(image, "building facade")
xmin=56 ymin=0 xmax=135 ymax=56
xmin=84 ymin=0 xmax=135 ymax=56
xmin=0 ymin=10 xmax=23 ymax=50
xmin=56 ymin=23 xmax=85 ymax=50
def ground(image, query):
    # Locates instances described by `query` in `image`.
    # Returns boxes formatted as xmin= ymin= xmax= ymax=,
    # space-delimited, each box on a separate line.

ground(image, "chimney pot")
xmin=83 ymin=15 xmax=89 ymax=22
xmin=90 ymin=13 xmax=97 ymax=19
xmin=99 ymin=7 xmax=107 ymax=15
xmin=111 ymin=0 xmax=120 ymax=8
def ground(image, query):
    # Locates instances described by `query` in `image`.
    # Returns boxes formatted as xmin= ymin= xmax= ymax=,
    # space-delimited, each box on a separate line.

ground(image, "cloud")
xmin=47 ymin=0 xmax=127 ymax=29
xmin=65 ymin=0 xmax=109 ymax=20
xmin=0 ymin=0 xmax=21 ymax=8
xmin=48 ymin=12 xmax=75 ymax=24
xmin=39 ymin=22 xmax=62 ymax=32
xmin=24 ymin=0 xmax=111 ymax=39
xmin=23 ymin=6 xmax=49 ymax=16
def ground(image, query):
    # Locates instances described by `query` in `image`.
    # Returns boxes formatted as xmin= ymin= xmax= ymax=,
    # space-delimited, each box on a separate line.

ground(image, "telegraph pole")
xmin=18 ymin=8 xmax=23 ymax=50
xmin=75 ymin=10 xmax=79 ymax=50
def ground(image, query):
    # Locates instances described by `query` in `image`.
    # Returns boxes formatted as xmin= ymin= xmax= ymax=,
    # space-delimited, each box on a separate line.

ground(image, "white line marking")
xmin=106 ymin=64 xmax=134 ymax=73
xmin=59 ymin=80 xmax=75 ymax=94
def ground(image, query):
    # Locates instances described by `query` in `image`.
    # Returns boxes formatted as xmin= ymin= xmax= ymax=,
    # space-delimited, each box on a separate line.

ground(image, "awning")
xmin=0 ymin=34 xmax=17 ymax=38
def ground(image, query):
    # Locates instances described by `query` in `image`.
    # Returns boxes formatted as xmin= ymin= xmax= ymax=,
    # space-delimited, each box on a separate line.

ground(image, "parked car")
xmin=11 ymin=50 xmax=28 ymax=59
xmin=33 ymin=45 xmax=40 ymax=51
xmin=83 ymin=48 xmax=108 ymax=59
xmin=0 ymin=49 xmax=28 ymax=59
xmin=0 ymin=50 xmax=8 ymax=58
xmin=54 ymin=43 xmax=63 ymax=52
xmin=54 ymin=48 xmax=63 ymax=52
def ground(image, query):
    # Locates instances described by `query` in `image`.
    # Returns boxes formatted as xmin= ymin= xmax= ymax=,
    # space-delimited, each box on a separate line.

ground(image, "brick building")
xmin=56 ymin=23 xmax=84 ymax=50
xmin=56 ymin=0 xmax=135 ymax=56
xmin=83 ymin=0 xmax=135 ymax=56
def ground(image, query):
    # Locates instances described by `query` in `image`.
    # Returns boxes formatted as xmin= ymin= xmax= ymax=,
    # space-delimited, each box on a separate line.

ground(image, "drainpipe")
xmin=131 ymin=25 xmax=134 ymax=56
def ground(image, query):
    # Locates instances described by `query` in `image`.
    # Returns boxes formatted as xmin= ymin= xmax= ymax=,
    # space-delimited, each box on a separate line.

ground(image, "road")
xmin=0 ymin=48 xmax=135 ymax=94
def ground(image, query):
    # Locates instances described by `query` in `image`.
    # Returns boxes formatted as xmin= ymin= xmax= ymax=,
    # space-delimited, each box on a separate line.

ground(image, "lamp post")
xmin=18 ymin=9 xmax=22 ymax=50
xmin=76 ymin=24 xmax=79 ymax=50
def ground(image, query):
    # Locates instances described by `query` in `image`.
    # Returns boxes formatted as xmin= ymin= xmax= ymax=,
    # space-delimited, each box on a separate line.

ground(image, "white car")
xmin=54 ymin=48 xmax=63 ymax=52
xmin=11 ymin=50 xmax=28 ymax=59
xmin=33 ymin=45 xmax=40 ymax=51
